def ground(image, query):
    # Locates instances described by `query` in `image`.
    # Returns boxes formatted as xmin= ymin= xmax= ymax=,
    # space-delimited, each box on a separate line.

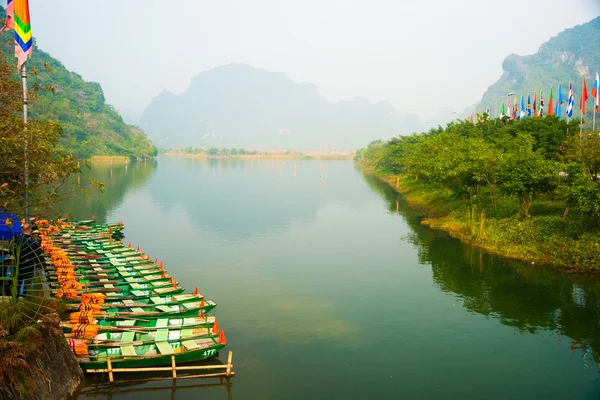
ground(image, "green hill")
xmin=478 ymin=17 xmax=600 ymax=119
xmin=0 ymin=7 xmax=156 ymax=158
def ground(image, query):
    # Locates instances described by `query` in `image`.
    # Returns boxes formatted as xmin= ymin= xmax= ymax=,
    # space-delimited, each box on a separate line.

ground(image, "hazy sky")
xmin=22 ymin=0 xmax=600 ymax=117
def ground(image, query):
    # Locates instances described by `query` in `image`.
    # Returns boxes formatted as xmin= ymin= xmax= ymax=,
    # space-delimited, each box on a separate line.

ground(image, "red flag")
xmin=547 ymin=87 xmax=554 ymax=116
xmin=469 ymin=113 xmax=473 ymax=124
xmin=533 ymin=92 xmax=538 ymax=117
xmin=580 ymin=77 xmax=589 ymax=115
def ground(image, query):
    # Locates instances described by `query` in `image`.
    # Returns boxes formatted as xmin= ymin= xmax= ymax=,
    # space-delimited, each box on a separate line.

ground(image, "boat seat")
xmin=120 ymin=345 xmax=136 ymax=357
xmin=183 ymin=317 xmax=196 ymax=326
xmin=156 ymin=305 xmax=176 ymax=313
xmin=104 ymin=284 xmax=114 ymax=289
xmin=121 ymin=331 xmax=135 ymax=342
xmin=124 ymin=277 xmax=136 ymax=283
xmin=155 ymin=329 xmax=169 ymax=342
xmin=131 ymin=290 xmax=146 ymax=297
xmin=122 ymin=300 xmax=135 ymax=305
xmin=156 ymin=341 xmax=174 ymax=355
xmin=129 ymin=283 xmax=143 ymax=290
xmin=130 ymin=307 xmax=146 ymax=313
xmin=180 ymin=329 xmax=192 ymax=338
xmin=117 ymin=320 xmax=136 ymax=327
xmin=182 ymin=340 xmax=200 ymax=351
xmin=150 ymin=297 xmax=163 ymax=305
xmin=155 ymin=319 xmax=169 ymax=328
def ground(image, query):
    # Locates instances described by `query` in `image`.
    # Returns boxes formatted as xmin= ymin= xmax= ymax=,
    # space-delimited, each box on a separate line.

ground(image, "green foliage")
xmin=0 ymin=7 xmax=155 ymax=158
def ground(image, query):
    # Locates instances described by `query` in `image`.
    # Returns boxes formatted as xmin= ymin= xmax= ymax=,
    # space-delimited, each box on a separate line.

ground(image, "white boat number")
xmin=202 ymin=349 xmax=216 ymax=357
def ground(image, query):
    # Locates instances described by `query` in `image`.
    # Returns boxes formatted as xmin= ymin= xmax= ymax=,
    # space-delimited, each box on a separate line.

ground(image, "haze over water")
xmin=74 ymin=157 xmax=600 ymax=399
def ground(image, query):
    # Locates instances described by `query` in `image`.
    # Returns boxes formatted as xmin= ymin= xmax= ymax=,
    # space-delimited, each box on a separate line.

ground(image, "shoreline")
xmin=360 ymin=165 xmax=600 ymax=273
xmin=161 ymin=152 xmax=354 ymax=160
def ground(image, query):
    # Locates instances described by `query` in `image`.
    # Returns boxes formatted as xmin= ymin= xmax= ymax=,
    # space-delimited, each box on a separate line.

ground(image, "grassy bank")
xmin=359 ymin=166 xmax=600 ymax=271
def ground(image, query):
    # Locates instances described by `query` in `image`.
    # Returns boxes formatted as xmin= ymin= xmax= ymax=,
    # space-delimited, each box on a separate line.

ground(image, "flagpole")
xmin=21 ymin=62 xmax=29 ymax=222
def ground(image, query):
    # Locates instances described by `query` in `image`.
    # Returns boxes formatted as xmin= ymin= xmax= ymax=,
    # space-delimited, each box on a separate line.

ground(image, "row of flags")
xmin=471 ymin=74 xmax=600 ymax=124
xmin=1 ymin=0 xmax=32 ymax=71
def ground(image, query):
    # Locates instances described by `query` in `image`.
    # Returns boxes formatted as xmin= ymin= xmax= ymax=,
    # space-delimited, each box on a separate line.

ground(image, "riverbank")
xmin=162 ymin=152 xmax=353 ymax=160
xmin=360 ymin=165 xmax=600 ymax=271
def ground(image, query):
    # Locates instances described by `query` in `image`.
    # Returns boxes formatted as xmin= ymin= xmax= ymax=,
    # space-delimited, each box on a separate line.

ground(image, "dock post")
xmin=107 ymin=357 xmax=114 ymax=383
xmin=226 ymin=351 xmax=233 ymax=376
xmin=171 ymin=355 xmax=177 ymax=379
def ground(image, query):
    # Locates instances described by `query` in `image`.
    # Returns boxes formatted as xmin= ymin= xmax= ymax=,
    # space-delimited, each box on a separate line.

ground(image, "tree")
xmin=207 ymin=147 xmax=219 ymax=156
xmin=0 ymin=56 xmax=96 ymax=217
xmin=497 ymin=152 xmax=558 ymax=218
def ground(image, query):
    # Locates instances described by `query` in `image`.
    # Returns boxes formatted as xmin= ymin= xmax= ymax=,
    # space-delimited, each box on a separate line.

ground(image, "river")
xmin=72 ymin=157 xmax=600 ymax=399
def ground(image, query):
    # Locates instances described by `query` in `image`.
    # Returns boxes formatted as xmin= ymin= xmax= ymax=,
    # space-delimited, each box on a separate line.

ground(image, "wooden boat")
xmin=76 ymin=337 xmax=226 ymax=370
xmin=61 ymin=315 xmax=215 ymax=333
xmin=69 ymin=326 xmax=215 ymax=347
xmin=67 ymin=294 xmax=205 ymax=310
xmin=84 ymin=299 xmax=216 ymax=320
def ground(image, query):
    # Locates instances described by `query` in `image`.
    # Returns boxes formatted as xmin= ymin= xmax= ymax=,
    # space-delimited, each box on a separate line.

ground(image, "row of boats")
xmin=39 ymin=219 xmax=227 ymax=370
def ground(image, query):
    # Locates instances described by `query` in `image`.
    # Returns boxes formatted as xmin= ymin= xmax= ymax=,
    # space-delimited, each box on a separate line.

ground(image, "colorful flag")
xmin=507 ymin=100 xmax=512 ymax=120
xmin=533 ymin=91 xmax=538 ymax=117
xmin=1 ymin=0 xmax=14 ymax=31
xmin=527 ymin=94 xmax=532 ymax=117
xmin=469 ymin=113 xmax=473 ymax=124
xmin=520 ymin=95 xmax=525 ymax=120
xmin=14 ymin=0 xmax=32 ymax=71
xmin=593 ymin=71 xmax=599 ymax=111
xmin=513 ymin=95 xmax=518 ymax=119
xmin=557 ymin=83 xmax=563 ymax=117
xmin=500 ymin=102 xmax=505 ymax=118
xmin=566 ymin=82 xmax=574 ymax=118
xmin=547 ymin=87 xmax=554 ymax=116
xmin=580 ymin=77 xmax=589 ymax=115
xmin=539 ymin=90 xmax=544 ymax=117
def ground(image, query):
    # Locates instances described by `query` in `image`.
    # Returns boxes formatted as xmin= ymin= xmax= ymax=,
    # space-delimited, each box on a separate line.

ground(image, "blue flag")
xmin=527 ymin=94 xmax=532 ymax=117
xmin=556 ymin=83 xmax=563 ymax=117
xmin=520 ymin=95 xmax=525 ymax=121
xmin=567 ymin=82 xmax=574 ymax=118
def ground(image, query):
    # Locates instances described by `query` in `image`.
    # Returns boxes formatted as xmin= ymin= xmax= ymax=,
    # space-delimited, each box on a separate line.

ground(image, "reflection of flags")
xmin=593 ymin=71 xmax=599 ymax=111
xmin=14 ymin=0 xmax=32 ymax=71
xmin=520 ymin=95 xmax=525 ymax=120
xmin=580 ymin=77 xmax=589 ymax=115
xmin=527 ymin=94 xmax=532 ymax=117
xmin=557 ymin=83 xmax=563 ymax=117
xmin=533 ymin=91 xmax=538 ymax=117
xmin=547 ymin=87 xmax=554 ymax=116
xmin=566 ymin=82 xmax=574 ymax=118
xmin=1 ymin=0 xmax=14 ymax=31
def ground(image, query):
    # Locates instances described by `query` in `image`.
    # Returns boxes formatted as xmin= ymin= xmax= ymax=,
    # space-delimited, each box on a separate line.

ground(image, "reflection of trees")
xmin=59 ymin=160 xmax=157 ymax=222
xmin=360 ymin=169 xmax=600 ymax=362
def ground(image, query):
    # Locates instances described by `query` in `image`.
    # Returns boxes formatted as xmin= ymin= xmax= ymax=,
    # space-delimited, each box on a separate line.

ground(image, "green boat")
xmin=69 ymin=326 xmax=216 ymax=348
xmin=68 ymin=294 xmax=205 ymax=310
xmin=77 ymin=337 xmax=226 ymax=370
xmin=61 ymin=315 xmax=216 ymax=333
xmin=90 ymin=299 xmax=216 ymax=320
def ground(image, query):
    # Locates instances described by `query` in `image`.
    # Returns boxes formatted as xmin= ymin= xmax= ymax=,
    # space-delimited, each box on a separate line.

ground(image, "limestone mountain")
xmin=140 ymin=63 xmax=427 ymax=149
xmin=477 ymin=16 xmax=600 ymax=118
xmin=0 ymin=7 xmax=156 ymax=158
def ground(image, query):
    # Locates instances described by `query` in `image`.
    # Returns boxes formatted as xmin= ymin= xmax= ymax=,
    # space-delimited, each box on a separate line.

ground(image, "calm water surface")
xmin=72 ymin=157 xmax=600 ymax=399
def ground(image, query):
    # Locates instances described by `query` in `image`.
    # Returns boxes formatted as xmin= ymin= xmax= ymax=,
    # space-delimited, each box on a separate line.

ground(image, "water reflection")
xmin=60 ymin=160 xmax=157 ymax=223
xmin=147 ymin=157 xmax=371 ymax=239
xmin=78 ymin=379 xmax=233 ymax=400
xmin=361 ymin=170 xmax=600 ymax=369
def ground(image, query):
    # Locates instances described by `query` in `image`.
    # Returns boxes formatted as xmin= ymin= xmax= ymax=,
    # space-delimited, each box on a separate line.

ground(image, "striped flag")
xmin=557 ymin=83 xmax=563 ymax=117
xmin=580 ymin=77 xmax=589 ymax=115
xmin=539 ymin=90 xmax=544 ymax=117
xmin=566 ymin=82 xmax=574 ymax=118
xmin=547 ymin=87 xmax=554 ymax=116
xmin=1 ymin=0 xmax=14 ymax=31
xmin=527 ymin=94 xmax=532 ymax=117
xmin=520 ymin=95 xmax=525 ymax=120
xmin=593 ymin=71 xmax=599 ymax=111
xmin=14 ymin=0 xmax=32 ymax=71
xmin=513 ymin=95 xmax=518 ymax=119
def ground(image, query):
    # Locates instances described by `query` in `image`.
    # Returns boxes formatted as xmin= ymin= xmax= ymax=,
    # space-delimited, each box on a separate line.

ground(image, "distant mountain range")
xmin=140 ymin=64 xmax=430 ymax=149
xmin=476 ymin=16 xmax=600 ymax=117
